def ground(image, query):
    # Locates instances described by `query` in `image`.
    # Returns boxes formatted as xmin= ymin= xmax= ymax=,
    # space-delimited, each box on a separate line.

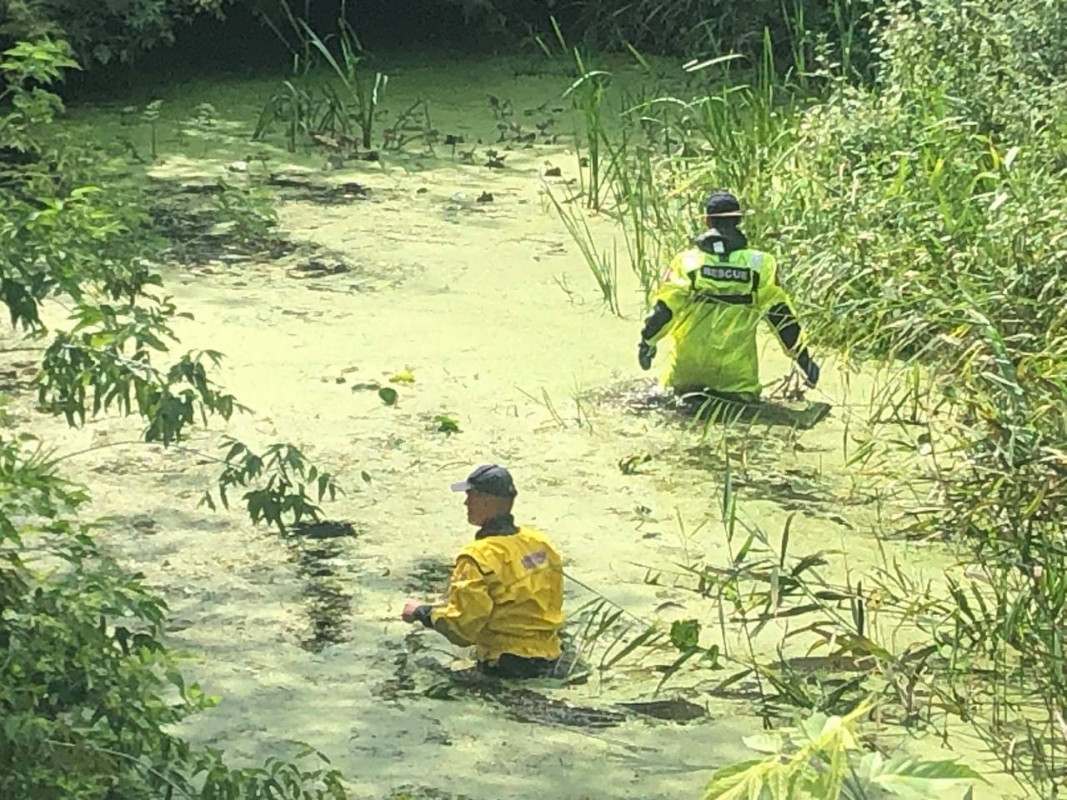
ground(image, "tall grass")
xmin=555 ymin=0 xmax=1067 ymax=793
xmin=301 ymin=13 xmax=386 ymax=150
xmin=547 ymin=186 xmax=621 ymax=315
xmin=251 ymin=0 xmax=386 ymax=152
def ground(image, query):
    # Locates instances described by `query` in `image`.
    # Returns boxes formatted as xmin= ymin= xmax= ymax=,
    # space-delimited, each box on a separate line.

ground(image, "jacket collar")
xmin=476 ymin=514 xmax=520 ymax=539
xmin=692 ymin=226 xmax=748 ymax=257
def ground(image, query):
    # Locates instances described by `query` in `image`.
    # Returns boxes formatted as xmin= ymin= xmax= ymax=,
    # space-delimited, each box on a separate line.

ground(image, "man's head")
xmin=450 ymin=464 xmax=517 ymax=527
xmin=704 ymin=190 xmax=744 ymax=229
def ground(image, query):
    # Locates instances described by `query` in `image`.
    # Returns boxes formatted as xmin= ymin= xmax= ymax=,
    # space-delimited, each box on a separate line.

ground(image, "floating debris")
xmin=618 ymin=698 xmax=707 ymax=722
xmin=263 ymin=173 xmax=372 ymax=203
xmin=286 ymin=258 xmax=350 ymax=279
xmin=288 ymin=520 xmax=357 ymax=540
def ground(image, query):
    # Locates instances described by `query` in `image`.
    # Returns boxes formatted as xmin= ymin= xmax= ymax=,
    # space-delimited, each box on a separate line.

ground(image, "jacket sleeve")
xmin=430 ymin=555 xmax=494 ymax=647
xmin=756 ymin=255 xmax=808 ymax=357
xmin=644 ymin=254 xmax=692 ymax=344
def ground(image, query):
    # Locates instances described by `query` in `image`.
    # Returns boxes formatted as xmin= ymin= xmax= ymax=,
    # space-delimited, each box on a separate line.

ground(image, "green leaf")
xmin=703 ymin=759 xmax=769 ymax=800
xmin=378 ymin=386 xmax=398 ymax=406
xmin=670 ymin=618 xmax=701 ymax=651
xmin=434 ymin=414 xmax=461 ymax=434
xmin=865 ymin=755 xmax=986 ymax=798
xmin=742 ymin=733 xmax=784 ymax=754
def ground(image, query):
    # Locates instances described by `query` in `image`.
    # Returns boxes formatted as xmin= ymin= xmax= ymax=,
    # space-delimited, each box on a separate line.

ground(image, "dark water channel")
xmin=285 ymin=520 xmax=359 ymax=652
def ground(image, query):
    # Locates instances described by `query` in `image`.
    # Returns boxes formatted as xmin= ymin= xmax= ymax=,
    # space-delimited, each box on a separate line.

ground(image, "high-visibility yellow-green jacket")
xmin=430 ymin=521 xmax=564 ymax=664
xmin=646 ymin=244 xmax=805 ymax=399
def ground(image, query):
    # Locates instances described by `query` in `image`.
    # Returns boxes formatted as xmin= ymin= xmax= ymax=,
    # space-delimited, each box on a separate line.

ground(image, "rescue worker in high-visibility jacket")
xmin=638 ymin=191 xmax=820 ymax=401
xmin=402 ymin=464 xmax=565 ymax=679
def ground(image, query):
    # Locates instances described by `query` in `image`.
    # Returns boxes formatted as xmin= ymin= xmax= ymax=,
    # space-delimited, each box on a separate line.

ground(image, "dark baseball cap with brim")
xmin=450 ymin=464 xmax=517 ymax=497
xmin=704 ymin=191 xmax=748 ymax=217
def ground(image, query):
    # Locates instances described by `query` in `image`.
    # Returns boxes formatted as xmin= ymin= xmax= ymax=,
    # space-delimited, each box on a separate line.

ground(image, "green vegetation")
xmin=0 ymin=38 xmax=343 ymax=797
xmin=548 ymin=0 xmax=1067 ymax=795
xmin=4 ymin=0 xmax=1066 ymax=797
xmin=0 ymin=0 xmax=224 ymax=65
xmin=704 ymin=702 xmax=982 ymax=799
xmin=253 ymin=2 xmax=388 ymax=154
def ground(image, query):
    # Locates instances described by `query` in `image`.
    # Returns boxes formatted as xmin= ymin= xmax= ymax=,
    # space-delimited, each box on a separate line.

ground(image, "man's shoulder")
xmin=733 ymin=248 xmax=776 ymax=270
xmin=515 ymin=524 xmax=552 ymax=542
xmin=671 ymin=247 xmax=705 ymax=271
xmin=516 ymin=527 xmax=562 ymax=562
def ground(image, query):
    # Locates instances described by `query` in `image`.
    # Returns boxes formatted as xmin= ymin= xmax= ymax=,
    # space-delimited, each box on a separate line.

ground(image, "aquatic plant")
xmin=253 ymin=79 xmax=324 ymax=152
xmin=382 ymin=99 xmax=439 ymax=154
xmin=563 ymin=52 xmax=611 ymax=211
xmin=301 ymin=8 xmax=386 ymax=151
xmin=140 ymin=98 xmax=163 ymax=160
xmin=546 ymin=184 xmax=621 ymax=315
xmin=252 ymin=2 xmax=386 ymax=153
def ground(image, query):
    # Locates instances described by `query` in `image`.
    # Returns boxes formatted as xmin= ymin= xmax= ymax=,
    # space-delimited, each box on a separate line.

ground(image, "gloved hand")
xmin=638 ymin=341 xmax=656 ymax=371
xmin=402 ymin=599 xmax=433 ymax=627
xmin=796 ymin=350 xmax=820 ymax=388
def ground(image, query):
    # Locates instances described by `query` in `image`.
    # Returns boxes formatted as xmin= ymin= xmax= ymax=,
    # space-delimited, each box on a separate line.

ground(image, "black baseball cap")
xmin=704 ymin=191 xmax=744 ymax=217
xmin=450 ymin=464 xmax=518 ymax=497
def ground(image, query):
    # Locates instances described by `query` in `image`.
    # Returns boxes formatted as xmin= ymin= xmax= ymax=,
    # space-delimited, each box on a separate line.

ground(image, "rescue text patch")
xmin=700 ymin=265 xmax=752 ymax=283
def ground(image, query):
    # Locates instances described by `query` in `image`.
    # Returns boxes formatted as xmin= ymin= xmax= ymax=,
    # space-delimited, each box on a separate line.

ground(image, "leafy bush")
xmin=0 ymin=440 xmax=346 ymax=799
xmin=1 ymin=38 xmax=346 ymax=797
xmin=0 ymin=0 xmax=228 ymax=66
xmin=704 ymin=703 xmax=982 ymax=799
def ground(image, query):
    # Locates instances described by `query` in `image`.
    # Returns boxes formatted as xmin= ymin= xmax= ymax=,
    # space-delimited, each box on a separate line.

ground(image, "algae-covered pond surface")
xmin=5 ymin=54 xmax=1015 ymax=798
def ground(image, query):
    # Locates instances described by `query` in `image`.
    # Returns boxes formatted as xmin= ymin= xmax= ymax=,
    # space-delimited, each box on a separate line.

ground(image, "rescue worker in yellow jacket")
xmin=402 ymin=464 xmax=565 ymax=679
xmin=638 ymin=191 xmax=820 ymax=402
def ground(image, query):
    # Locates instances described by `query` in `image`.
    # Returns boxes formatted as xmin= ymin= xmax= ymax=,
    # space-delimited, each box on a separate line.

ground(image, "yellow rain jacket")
xmin=648 ymin=245 xmax=804 ymax=399
xmin=430 ymin=523 xmax=564 ymax=664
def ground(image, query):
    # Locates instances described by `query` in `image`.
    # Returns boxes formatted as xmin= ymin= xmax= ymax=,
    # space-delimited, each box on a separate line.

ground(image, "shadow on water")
xmin=374 ymin=627 xmax=707 ymax=728
xmin=284 ymin=520 xmax=359 ymax=653
xmin=144 ymin=175 xmax=379 ymax=269
xmin=598 ymin=379 xmax=832 ymax=431
xmin=403 ymin=558 xmax=455 ymax=595
xmin=681 ymin=392 xmax=832 ymax=431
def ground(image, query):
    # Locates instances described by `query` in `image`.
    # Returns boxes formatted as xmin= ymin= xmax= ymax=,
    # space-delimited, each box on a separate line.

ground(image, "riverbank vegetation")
xmin=549 ymin=0 xmax=1067 ymax=795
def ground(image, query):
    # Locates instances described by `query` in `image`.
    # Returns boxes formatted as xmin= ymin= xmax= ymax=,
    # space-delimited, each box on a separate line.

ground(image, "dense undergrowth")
xmin=549 ymin=0 xmax=1067 ymax=795
xmin=0 ymin=39 xmax=344 ymax=798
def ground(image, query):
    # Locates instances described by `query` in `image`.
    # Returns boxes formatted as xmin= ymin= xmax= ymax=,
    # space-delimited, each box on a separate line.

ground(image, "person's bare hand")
xmin=402 ymin=599 xmax=421 ymax=623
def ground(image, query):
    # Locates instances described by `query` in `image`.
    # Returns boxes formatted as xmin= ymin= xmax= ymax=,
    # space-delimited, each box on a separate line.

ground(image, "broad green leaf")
xmin=742 ymin=733 xmax=784 ymax=754
xmin=670 ymin=618 xmax=701 ymax=651
xmin=867 ymin=756 xmax=985 ymax=798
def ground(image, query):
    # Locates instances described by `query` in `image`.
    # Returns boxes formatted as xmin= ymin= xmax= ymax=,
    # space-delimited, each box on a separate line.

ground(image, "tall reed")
xmin=558 ymin=0 xmax=1067 ymax=792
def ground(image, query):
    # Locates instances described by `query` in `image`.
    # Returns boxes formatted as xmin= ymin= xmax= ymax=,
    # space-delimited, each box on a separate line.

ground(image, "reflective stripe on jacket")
xmin=648 ymin=247 xmax=803 ymax=397
xmin=431 ymin=527 xmax=564 ymax=663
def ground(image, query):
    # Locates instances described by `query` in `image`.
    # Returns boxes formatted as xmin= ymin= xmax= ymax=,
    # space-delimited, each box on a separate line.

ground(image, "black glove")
xmin=638 ymin=341 xmax=656 ymax=371
xmin=796 ymin=349 xmax=820 ymax=388
xmin=411 ymin=604 xmax=434 ymax=628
